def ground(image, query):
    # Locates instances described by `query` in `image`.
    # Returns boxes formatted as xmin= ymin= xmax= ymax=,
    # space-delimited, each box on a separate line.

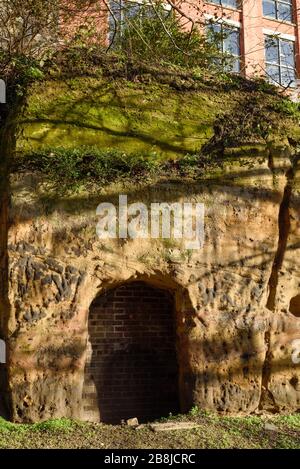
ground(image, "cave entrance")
xmin=83 ymin=281 xmax=180 ymax=424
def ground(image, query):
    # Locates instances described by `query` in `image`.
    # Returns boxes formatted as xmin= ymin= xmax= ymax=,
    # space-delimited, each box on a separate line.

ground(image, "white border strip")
xmin=263 ymin=28 xmax=296 ymax=41
xmin=127 ymin=0 xmax=172 ymax=10
xmin=204 ymin=13 xmax=241 ymax=28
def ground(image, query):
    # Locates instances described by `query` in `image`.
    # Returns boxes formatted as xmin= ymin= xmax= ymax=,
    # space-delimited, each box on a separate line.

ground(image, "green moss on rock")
xmin=18 ymin=78 xmax=230 ymax=160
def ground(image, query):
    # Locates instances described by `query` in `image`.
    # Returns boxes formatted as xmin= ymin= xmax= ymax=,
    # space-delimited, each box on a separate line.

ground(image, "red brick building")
xmin=62 ymin=1 xmax=300 ymax=88
xmin=101 ymin=0 xmax=300 ymax=89
xmin=182 ymin=0 xmax=300 ymax=87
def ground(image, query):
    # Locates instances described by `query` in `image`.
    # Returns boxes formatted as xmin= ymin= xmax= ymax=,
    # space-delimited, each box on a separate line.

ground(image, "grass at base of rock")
xmin=0 ymin=410 xmax=299 ymax=449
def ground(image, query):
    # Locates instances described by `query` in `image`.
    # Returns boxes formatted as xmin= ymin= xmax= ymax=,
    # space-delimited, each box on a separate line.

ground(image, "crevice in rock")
xmin=258 ymin=328 xmax=279 ymax=412
xmin=266 ymin=154 xmax=298 ymax=311
xmin=259 ymin=151 xmax=299 ymax=411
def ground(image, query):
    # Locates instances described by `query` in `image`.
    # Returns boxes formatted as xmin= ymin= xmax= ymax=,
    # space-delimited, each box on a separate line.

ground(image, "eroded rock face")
xmin=1 ymin=151 xmax=300 ymax=422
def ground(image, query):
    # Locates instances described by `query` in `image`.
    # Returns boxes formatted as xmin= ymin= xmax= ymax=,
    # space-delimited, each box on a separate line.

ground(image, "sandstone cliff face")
xmin=1 ymin=147 xmax=299 ymax=423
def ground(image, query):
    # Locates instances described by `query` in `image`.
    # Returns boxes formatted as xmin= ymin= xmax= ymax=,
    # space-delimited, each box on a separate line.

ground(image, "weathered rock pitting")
xmin=0 ymin=148 xmax=300 ymax=422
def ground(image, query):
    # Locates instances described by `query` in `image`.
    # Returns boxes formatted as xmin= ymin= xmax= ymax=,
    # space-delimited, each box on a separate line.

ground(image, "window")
xmin=207 ymin=22 xmax=241 ymax=72
xmin=208 ymin=0 xmax=240 ymax=8
xmin=108 ymin=0 xmax=170 ymax=43
xmin=263 ymin=0 xmax=293 ymax=23
xmin=265 ymin=36 xmax=296 ymax=86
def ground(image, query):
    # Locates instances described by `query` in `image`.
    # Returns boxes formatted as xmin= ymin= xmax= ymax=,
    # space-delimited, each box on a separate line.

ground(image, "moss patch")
xmin=16 ymin=75 xmax=300 ymax=177
xmin=18 ymin=78 xmax=233 ymax=160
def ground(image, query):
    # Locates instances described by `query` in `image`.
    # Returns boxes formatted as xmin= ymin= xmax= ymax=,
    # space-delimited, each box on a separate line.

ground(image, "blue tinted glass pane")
xmin=280 ymin=40 xmax=295 ymax=67
xmin=281 ymin=66 xmax=296 ymax=87
xmin=212 ymin=57 xmax=223 ymax=69
xmin=266 ymin=64 xmax=281 ymax=84
xmin=232 ymin=57 xmax=240 ymax=72
xmin=222 ymin=0 xmax=238 ymax=7
xmin=207 ymin=23 xmax=240 ymax=73
xmin=277 ymin=3 xmax=292 ymax=22
xmin=124 ymin=2 xmax=142 ymax=19
xmin=109 ymin=0 xmax=122 ymax=20
xmin=211 ymin=23 xmax=222 ymax=34
xmin=223 ymin=29 xmax=240 ymax=56
xmin=208 ymin=0 xmax=238 ymax=7
xmin=263 ymin=0 xmax=276 ymax=18
xmin=224 ymin=56 xmax=240 ymax=72
xmin=109 ymin=0 xmax=122 ymax=42
xmin=265 ymin=37 xmax=279 ymax=64
xmin=124 ymin=2 xmax=155 ymax=20
xmin=207 ymin=23 xmax=222 ymax=49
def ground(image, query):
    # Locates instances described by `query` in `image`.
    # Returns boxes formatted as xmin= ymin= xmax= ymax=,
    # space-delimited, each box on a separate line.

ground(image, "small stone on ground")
xmin=126 ymin=418 xmax=139 ymax=427
xmin=150 ymin=422 xmax=201 ymax=432
xmin=264 ymin=422 xmax=278 ymax=432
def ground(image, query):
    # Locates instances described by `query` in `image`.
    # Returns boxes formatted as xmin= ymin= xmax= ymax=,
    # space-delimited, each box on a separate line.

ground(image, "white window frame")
xmin=206 ymin=0 xmax=241 ymax=11
xmin=108 ymin=0 xmax=172 ymax=42
xmin=205 ymin=15 xmax=242 ymax=73
xmin=262 ymin=0 xmax=294 ymax=23
xmin=264 ymin=33 xmax=297 ymax=87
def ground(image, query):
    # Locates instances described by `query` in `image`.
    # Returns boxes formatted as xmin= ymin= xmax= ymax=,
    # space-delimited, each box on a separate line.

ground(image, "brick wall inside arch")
xmin=82 ymin=281 xmax=180 ymax=424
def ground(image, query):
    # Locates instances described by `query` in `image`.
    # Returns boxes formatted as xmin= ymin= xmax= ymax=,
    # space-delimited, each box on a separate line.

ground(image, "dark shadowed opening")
xmin=0 ymin=364 xmax=9 ymax=420
xmin=289 ymin=294 xmax=300 ymax=317
xmin=85 ymin=281 xmax=180 ymax=424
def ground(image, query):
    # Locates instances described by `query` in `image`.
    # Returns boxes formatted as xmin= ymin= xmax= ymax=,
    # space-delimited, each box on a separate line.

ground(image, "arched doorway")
xmin=83 ymin=281 xmax=180 ymax=423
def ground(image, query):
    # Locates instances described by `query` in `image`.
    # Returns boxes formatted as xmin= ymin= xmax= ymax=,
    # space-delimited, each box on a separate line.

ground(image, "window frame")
xmin=206 ymin=20 xmax=242 ymax=73
xmin=108 ymin=0 xmax=172 ymax=43
xmin=206 ymin=0 xmax=241 ymax=10
xmin=262 ymin=0 xmax=294 ymax=24
xmin=264 ymin=34 xmax=297 ymax=87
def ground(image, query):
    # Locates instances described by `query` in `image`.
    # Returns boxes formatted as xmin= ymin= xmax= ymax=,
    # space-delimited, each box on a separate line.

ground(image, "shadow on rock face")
xmin=0 ymin=365 xmax=10 ymax=420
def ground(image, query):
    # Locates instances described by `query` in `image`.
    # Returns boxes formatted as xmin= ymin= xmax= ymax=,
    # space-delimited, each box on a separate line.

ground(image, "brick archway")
xmin=83 ymin=281 xmax=180 ymax=423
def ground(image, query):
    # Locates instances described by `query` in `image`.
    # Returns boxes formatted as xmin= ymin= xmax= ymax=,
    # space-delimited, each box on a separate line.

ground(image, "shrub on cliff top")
xmin=16 ymin=147 xmax=161 ymax=190
xmin=15 ymin=147 xmax=218 ymax=192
